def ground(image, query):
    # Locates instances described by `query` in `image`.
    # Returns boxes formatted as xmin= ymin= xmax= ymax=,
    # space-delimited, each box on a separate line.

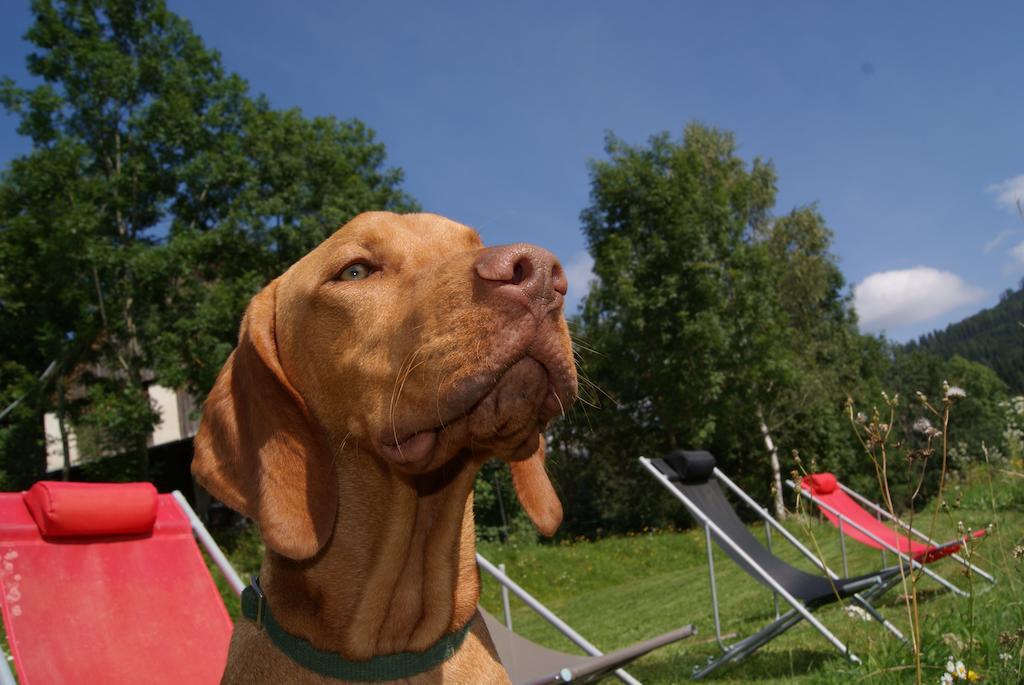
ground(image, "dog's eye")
xmin=337 ymin=263 xmax=374 ymax=281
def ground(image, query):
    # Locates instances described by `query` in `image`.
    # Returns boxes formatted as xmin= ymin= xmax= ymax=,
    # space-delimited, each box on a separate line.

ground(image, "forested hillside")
xmin=908 ymin=282 xmax=1024 ymax=392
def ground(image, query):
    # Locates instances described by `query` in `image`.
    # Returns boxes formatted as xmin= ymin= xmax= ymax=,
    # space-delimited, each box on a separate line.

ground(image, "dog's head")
xmin=193 ymin=212 xmax=578 ymax=559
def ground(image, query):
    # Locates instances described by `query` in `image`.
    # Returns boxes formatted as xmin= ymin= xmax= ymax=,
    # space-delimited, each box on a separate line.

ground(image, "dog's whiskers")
xmin=577 ymin=372 xmax=613 ymax=404
xmin=391 ymin=358 xmax=431 ymax=449
xmin=333 ymin=431 xmax=353 ymax=469
xmin=388 ymin=342 xmax=433 ymax=447
xmin=551 ymin=387 xmax=566 ymax=418
xmin=569 ymin=335 xmax=603 ymax=357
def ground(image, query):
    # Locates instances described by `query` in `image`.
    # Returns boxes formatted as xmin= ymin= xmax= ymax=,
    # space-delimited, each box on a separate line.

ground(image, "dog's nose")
xmin=474 ymin=244 xmax=567 ymax=304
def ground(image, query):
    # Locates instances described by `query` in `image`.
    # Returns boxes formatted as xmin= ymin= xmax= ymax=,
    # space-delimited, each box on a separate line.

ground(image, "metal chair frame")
xmin=476 ymin=553 xmax=644 ymax=685
xmin=641 ymin=457 xmax=907 ymax=679
xmin=787 ymin=479 xmax=995 ymax=596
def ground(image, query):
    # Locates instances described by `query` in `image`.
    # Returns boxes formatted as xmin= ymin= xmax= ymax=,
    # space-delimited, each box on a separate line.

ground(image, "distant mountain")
xmin=907 ymin=282 xmax=1024 ymax=393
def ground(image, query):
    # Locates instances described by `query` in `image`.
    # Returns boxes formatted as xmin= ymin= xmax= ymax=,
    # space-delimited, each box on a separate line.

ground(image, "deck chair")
xmin=477 ymin=554 xmax=695 ymax=685
xmin=481 ymin=609 xmax=694 ymax=685
xmin=789 ymin=473 xmax=995 ymax=594
xmin=641 ymin=451 xmax=909 ymax=679
xmin=0 ymin=481 xmax=243 ymax=685
xmin=0 ymin=479 xmax=688 ymax=685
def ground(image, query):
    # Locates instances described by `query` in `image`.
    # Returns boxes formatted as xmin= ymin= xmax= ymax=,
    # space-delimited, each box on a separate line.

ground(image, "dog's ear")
xmin=192 ymin=279 xmax=338 ymax=560
xmin=509 ymin=435 xmax=562 ymax=537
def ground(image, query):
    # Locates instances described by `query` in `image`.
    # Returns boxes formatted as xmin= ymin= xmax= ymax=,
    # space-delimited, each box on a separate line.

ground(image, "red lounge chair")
xmin=792 ymin=473 xmax=994 ymax=594
xmin=0 ymin=481 xmax=241 ymax=685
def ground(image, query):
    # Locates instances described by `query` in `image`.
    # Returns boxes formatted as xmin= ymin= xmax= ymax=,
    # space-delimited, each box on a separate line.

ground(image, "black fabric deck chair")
xmin=481 ymin=608 xmax=695 ymax=685
xmin=640 ymin=451 xmax=908 ymax=679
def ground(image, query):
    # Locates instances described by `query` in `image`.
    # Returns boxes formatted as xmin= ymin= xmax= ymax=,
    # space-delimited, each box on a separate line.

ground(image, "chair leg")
xmin=851 ymin=593 xmax=906 ymax=642
xmin=692 ymin=609 xmax=805 ymax=680
xmin=859 ymin=572 xmax=903 ymax=604
xmin=692 ymin=601 xmax=862 ymax=680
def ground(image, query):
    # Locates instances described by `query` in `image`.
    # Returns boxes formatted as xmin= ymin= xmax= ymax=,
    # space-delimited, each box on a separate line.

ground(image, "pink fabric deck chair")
xmin=794 ymin=473 xmax=994 ymax=593
xmin=0 ymin=481 xmax=239 ymax=685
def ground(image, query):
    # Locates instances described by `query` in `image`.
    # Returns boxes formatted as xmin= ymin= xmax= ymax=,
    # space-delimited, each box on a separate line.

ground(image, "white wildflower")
xmin=844 ymin=605 xmax=871 ymax=621
xmin=955 ymin=660 xmax=967 ymax=678
xmin=945 ymin=385 xmax=967 ymax=400
xmin=913 ymin=417 xmax=933 ymax=434
xmin=940 ymin=672 xmax=953 ymax=685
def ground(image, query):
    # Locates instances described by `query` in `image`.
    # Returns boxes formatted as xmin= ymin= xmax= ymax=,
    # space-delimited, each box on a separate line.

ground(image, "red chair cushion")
xmin=805 ymin=473 xmax=838 ymax=495
xmin=23 ymin=481 xmax=158 ymax=538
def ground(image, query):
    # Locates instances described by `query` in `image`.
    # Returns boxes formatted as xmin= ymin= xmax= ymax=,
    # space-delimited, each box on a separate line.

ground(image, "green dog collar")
xmin=241 ymin=576 xmax=473 ymax=681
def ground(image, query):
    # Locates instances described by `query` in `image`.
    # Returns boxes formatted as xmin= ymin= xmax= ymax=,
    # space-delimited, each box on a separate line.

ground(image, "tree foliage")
xmin=546 ymin=125 xmax=1015 ymax=536
xmin=0 ymin=0 xmax=416 ymax=486
xmin=550 ymin=125 xmax=868 ymax=534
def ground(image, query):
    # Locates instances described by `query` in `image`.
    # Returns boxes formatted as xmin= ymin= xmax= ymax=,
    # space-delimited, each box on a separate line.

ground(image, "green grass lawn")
xmin=199 ymin=461 xmax=1024 ymax=684
xmin=476 ymin=464 xmax=1024 ymax=684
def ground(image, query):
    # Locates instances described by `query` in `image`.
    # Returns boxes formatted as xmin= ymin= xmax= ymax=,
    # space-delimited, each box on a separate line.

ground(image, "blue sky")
xmin=2 ymin=1 xmax=1023 ymax=342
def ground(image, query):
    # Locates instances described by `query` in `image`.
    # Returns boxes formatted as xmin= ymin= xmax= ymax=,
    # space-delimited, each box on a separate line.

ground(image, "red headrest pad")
xmin=804 ymin=473 xmax=838 ymax=495
xmin=23 ymin=481 xmax=158 ymax=538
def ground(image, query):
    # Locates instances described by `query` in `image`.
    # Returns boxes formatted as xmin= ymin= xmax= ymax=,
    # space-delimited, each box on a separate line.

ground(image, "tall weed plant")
xmin=831 ymin=387 xmax=1024 ymax=684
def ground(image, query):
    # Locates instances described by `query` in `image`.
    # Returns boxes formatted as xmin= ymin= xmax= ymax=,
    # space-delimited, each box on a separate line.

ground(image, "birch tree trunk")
xmin=757 ymin=407 xmax=786 ymax=520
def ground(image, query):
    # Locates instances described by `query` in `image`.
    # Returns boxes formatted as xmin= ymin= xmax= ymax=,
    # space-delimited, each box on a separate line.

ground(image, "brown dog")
xmin=192 ymin=212 xmax=578 ymax=683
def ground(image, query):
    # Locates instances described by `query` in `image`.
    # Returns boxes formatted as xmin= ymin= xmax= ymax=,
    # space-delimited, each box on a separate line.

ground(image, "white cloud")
xmin=853 ymin=267 xmax=986 ymax=333
xmin=563 ymin=251 xmax=594 ymax=311
xmin=987 ymin=175 xmax=1024 ymax=212
xmin=983 ymin=229 xmax=1017 ymax=253
xmin=1011 ymin=241 xmax=1024 ymax=265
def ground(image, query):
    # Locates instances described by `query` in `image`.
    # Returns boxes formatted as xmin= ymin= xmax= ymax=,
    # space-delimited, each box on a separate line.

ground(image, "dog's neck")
xmin=260 ymin=448 xmax=484 ymax=662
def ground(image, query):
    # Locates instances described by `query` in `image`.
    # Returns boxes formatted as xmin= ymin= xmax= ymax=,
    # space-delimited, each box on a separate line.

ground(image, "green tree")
xmin=890 ymin=352 xmax=1009 ymax=450
xmin=819 ymin=343 xmax=1011 ymax=510
xmin=0 ymin=133 xmax=101 ymax=482
xmin=0 ymin=0 xmax=415 ymax=485
xmin=552 ymin=124 xmax=863 ymax=534
xmin=745 ymin=206 xmax=865 ymax=516
xmin=154 ymin=104 xmax=417 ymax=401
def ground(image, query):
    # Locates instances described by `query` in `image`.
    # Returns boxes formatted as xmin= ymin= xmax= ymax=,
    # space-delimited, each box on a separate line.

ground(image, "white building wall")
xmin=44 ymin=412 xmax=79 ymax=473
xmin=148 ymin=385 xmax=183 ymax=447
xmin=44 ymin=385 xmax=195 ymax=474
